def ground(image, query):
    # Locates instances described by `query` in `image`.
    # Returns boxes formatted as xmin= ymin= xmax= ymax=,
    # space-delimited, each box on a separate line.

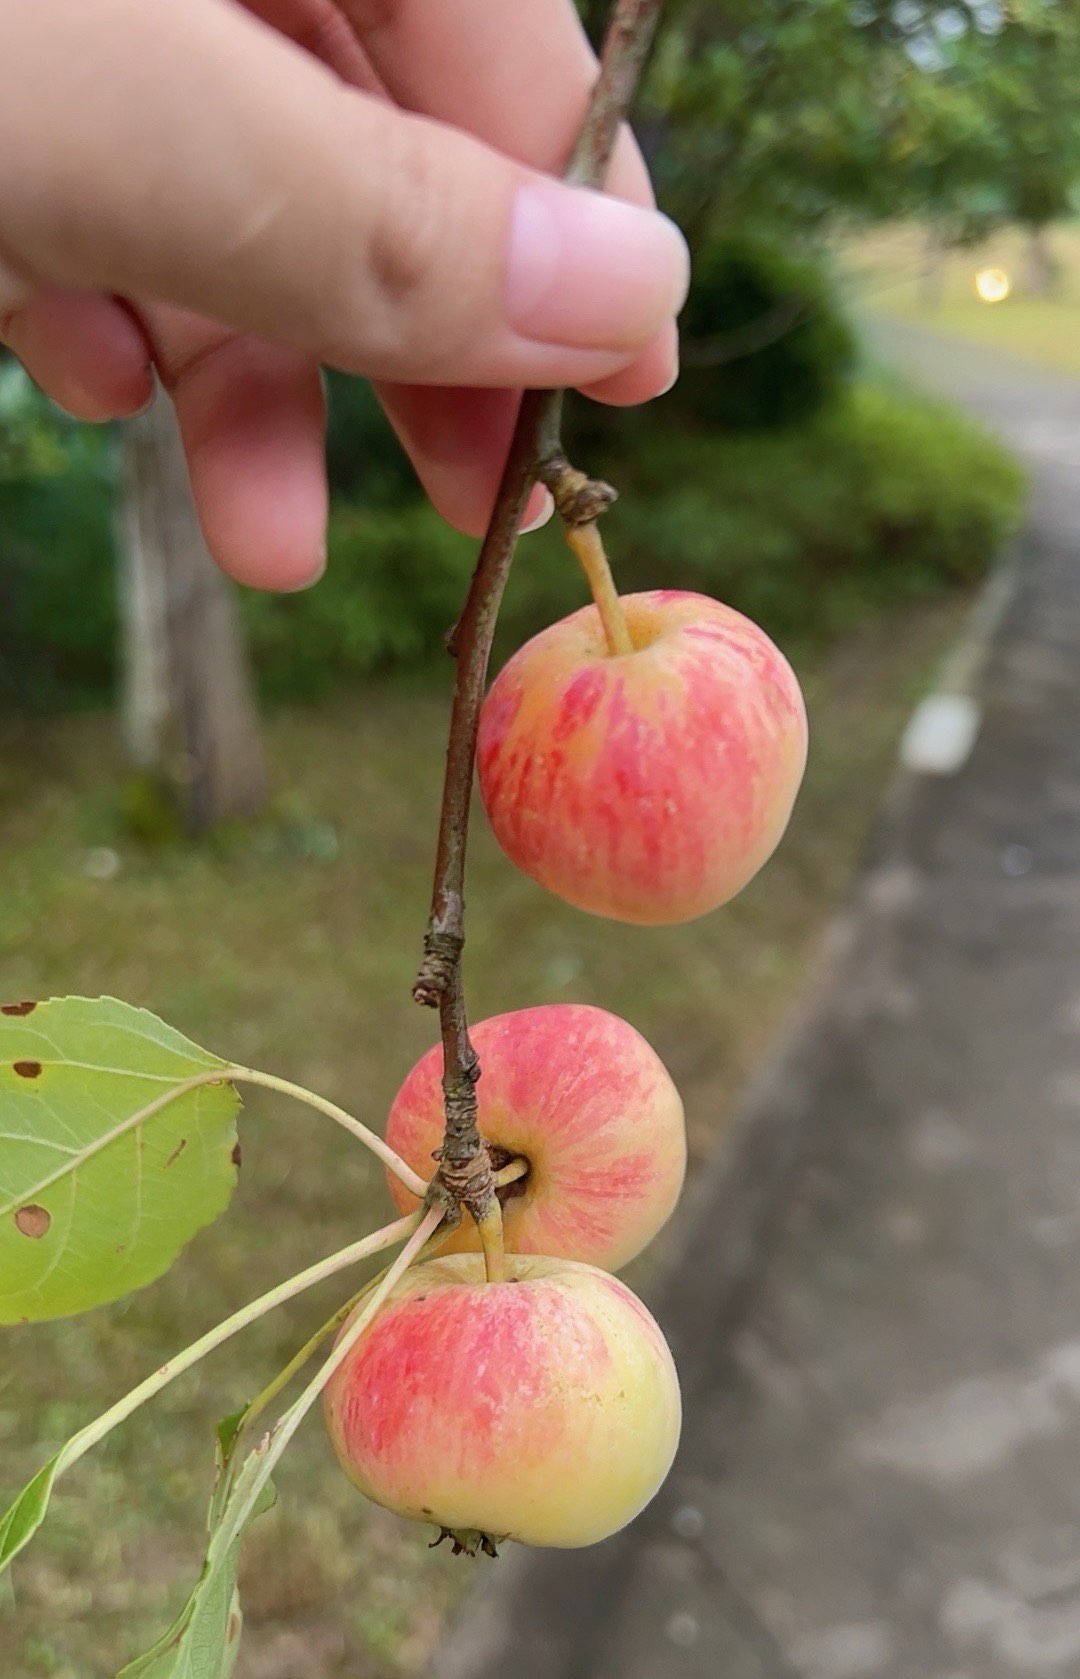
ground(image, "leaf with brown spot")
xmin=14 ymin=1205 xmax=50 ymax=1239
xmin=0 ymin=996 xmax=240 ymax=1324
xmin=1 ymin=1000 xmax=37 ymax=1016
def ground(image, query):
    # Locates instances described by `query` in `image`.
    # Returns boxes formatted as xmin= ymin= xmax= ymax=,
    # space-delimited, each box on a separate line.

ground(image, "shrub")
xmin=323 ymin=370 xmax=418 ymax=506
xmin=493 ymin=378 xmax=1023 ymax=654
xmin=673 ymin=238 xmax=856 ymax=430
xmin=240 ymin=502 xmax=475 ymax=701
xmin=244 ymin=378 xmax=1023 ymax=696
xmin=579 ymin=379 xmax=1026 ymax=645
xmin=1 ymin=372 xmax=1024 ymax=711
xmin=0 ymin=371 xmax=116 ymax=712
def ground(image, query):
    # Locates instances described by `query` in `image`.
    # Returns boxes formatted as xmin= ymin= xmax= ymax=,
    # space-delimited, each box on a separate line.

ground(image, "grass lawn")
xmin=2 ymin=594 xmax=977 ymax=1677
xmin=846 ymin=221 xmax=1080 ymax=377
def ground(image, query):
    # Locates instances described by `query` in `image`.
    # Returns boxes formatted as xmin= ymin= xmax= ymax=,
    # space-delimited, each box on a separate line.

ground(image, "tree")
xmin=630 ymin=0 xmax=933 ymax=247
xmin=962 ymin=1 xmax=1080 ymax=292
xmin=598 ymin=0 xmax=1080 ymax=263
xmin=119 ymin=385 xmax=267 ymax=832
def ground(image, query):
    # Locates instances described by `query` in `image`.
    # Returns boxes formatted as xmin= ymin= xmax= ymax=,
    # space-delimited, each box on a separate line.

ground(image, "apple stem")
xmin=492 ymin=1155 xmax=529 ymax=1189
xmin=475 ymin=1201 xmax=508 ymax=1283
xmin=411 ymin=0 xmax=664 ymax=1235
xmin=567 ymin=522 xmax=634 ymax=657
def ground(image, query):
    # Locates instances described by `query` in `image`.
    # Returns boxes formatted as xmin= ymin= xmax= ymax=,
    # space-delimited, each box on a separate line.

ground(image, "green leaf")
xmin=0 ymin=996 xmax=240 ymax=1322
xmin=117 ymin=1420 xmax=279 ymax=1679
xmin=112 ymin=1209 xmax=436 ymax=1677
xmin=212 ymin=1411 xmax=247 ymax=1492
xmin=0 ymin=1221 xmax=420 ymax=1582
xmin=0 ymin=1453 xmax=63 ymax=1571
xmin=114 ymin=1559 xmax=251 ymax=1678
xmin=0 ymin=1404 xmax=253 ymax=1583
xmin=0 ymin=1427 xmax=98 ymax=1573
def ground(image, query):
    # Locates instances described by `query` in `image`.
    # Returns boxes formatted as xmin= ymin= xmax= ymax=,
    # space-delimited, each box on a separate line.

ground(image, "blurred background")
xmin=3 ymin=1 xmax=1080 ymax=1675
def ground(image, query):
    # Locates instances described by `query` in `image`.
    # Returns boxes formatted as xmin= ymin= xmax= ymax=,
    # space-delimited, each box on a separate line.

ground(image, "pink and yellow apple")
xmin=384 ymin=1004 xmax=685 ymax=1271
xmin=477 ymin=588 xmax=808 ymax=924
xmin=324 ymin=1253 xmax=681 ymax=1549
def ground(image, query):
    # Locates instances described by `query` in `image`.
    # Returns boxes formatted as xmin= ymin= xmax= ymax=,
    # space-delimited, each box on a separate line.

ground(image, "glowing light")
xmin=974 ymin=267 xmax=1011 ymax=304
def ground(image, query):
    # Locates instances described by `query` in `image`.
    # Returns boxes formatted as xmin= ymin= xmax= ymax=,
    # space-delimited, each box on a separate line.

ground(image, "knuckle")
xmin=367 ymin=121 xmax=446 ymax=308
xmin=331 ymin=115 xmax=479 ymax=375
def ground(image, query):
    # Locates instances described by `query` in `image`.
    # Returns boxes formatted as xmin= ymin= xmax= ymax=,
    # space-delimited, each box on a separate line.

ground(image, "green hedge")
xmin=582 ymin=379 xmax=1026 ymax=643
xmin=0 ymin=375 xmax=1024 ymax=711
xmin=239 ymin=503 xmax=474 ymax=702
xmin=0 ymin=415 xmax=116 ymax=713
xmin=239 ymin=378 xmax=1024 ymax=698
xmin=674 ymin=237 xmax=856 ymax=430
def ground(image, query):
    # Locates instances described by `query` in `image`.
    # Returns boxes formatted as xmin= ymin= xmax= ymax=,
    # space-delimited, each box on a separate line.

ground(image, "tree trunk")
xmin=1024 ymin=225 xmax=1056 ymax=298
xmin=916 ymin=225 xmax=946 ymax=313
xmin=119 ymin=384 xmax=267 ymax=831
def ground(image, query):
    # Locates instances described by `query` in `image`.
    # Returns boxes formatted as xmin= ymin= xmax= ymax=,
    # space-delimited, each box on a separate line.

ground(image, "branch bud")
xmin=537 ymin=454 xmax=619 ymax=527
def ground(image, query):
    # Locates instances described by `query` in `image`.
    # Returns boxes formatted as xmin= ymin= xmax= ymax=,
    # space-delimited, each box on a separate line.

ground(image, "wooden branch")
xmin=413 ymin=0 xmax=665 ymax=1223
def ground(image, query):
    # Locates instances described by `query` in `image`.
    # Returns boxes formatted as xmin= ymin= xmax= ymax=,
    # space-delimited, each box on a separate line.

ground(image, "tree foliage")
xmin=585 ymin=0 xmax=1080 ymax=249
xmin=947 ymin=0 xmax=1080 ymax=235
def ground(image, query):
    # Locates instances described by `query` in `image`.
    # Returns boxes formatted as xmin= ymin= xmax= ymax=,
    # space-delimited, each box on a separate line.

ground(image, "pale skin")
xmin=0 ymin=0 xmax=688 ymax=591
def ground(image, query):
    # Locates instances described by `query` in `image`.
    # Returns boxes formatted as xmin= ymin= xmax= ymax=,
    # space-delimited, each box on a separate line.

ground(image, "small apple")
xmin=384 ymin=1004 xmax=686 ymax=1271
xmin=324 ymin=1253 xmax=681 ymax=1549
xmin=477 ymin=589 xmax=808 ymax=924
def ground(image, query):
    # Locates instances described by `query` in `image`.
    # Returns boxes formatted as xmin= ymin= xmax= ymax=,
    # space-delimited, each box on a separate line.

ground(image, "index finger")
xmin=344 ymin=0 xmax=671 ymax=533
xmin=343 ymin=0 xmax=656 ymax=201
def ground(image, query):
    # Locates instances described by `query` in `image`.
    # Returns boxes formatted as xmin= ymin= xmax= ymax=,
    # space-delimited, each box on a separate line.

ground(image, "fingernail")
xmin=657 ymin=355 xmax=680 ymax=397
xmin=283 ymin=541 xmax=327 ymax=593
xmin=521 ymin=486 xmax=554 ymax=534
xmin=506 ymin=181 xmax=690 ymax=351
xmin=128 ymin=372 xmax=158 ymax=419
xmin=654 ymin=321 xmax=681 ymax=397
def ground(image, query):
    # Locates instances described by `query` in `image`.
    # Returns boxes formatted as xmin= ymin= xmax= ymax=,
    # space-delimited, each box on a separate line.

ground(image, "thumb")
xmin=0 ymin=0 xmax=688 ymax=390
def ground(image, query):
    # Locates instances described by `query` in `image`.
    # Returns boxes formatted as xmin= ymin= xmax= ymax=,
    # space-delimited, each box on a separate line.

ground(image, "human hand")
xmin=0 ymin=0 xmax=687 ymax=589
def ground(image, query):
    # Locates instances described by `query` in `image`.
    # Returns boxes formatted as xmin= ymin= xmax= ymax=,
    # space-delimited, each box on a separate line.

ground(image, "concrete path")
xmin=437 ymin=324 xmax=1080 ymax=1679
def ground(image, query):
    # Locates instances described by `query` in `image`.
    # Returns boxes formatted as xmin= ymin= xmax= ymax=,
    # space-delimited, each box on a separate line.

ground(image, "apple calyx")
xmin=429 ymin=1525 xmax=501 ymax=1559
